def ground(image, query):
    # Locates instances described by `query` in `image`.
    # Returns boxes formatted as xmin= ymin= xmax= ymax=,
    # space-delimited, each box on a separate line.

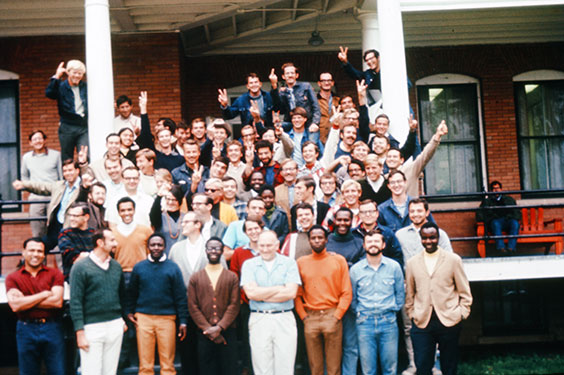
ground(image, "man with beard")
xmin=295 ymin=225 xmax=352 ymax=375
xmin=244 ymin=140 xmax=283 ymax=187
xmin=188 ymin=237 xmax=240 ymax=375
xmin=325 ymin=207 xmax=364 ymax=375
xmin=240 ymin=171 xmax=265 ymax=202
xmin=353 ymin=199 xmax=403 ymax=267
xmin=350 ymin=230 xmax=405 ymax=375
xmin=405 ymin=223 xmax=472 ymax=375
xmin=219 ymin=73 xmax=274 ymax=128
xmin=76 ymin=174 xmax=108 ymax=230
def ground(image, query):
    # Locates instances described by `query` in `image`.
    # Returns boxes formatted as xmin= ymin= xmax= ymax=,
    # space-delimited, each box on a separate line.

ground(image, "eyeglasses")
xmin=205 ymin=188 xmax=219 ymax=193
xmin=282 ymin=167 xmax=297 ymax=172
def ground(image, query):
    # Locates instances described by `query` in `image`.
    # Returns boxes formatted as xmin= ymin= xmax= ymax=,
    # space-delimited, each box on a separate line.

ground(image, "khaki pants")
xmin=303 ymin=308 xmax=343 ymax=375
xmin=136 ymin=313 xmax=177 ymax=375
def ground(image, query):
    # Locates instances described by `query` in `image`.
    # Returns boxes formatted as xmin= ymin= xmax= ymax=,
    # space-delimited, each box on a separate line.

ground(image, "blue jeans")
xmin=357 ymin=312 xmax=398 ymax=375
xmin=341 ymin=308 xmax=359 ymax=374
xmin=16 ymin=320 xmax=66 ymax=375
xmin=490 ymin=218 xmax=520 ymax=251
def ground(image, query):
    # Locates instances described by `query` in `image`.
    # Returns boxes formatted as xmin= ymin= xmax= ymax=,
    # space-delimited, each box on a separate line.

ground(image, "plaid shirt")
xmin=58 ymin=227 xmax=95 ymax=279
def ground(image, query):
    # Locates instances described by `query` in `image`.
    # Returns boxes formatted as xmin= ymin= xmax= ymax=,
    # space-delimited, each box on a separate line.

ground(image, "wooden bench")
xmin=476 ymin=207 xmax=563 ymax=258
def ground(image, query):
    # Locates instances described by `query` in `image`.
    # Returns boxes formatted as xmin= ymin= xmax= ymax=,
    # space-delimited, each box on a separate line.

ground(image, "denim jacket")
xmin=45 ymin=78 xmax=88 ymax=125
xmin=271 ymin=81 xmax=321 ymax=125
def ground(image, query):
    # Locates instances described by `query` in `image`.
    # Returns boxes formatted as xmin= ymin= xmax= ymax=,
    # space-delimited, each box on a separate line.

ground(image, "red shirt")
xmin=230 ymin=246 xmax=258 ymax=304
xmin=5 ymin=266 xmax=64 ymax=320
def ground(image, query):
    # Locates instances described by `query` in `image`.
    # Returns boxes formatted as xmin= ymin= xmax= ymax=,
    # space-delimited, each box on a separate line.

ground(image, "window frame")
xmin=0 ymin=70 xmax=21 ymax=211
xmin=513 ymin=70 xmax=564 ymax=193
xmin=415 ymin=73 xmax=487 ymax=199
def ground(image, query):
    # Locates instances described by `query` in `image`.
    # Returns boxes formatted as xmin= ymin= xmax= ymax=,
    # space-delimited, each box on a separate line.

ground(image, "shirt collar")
xmin=66 ymin=176 xmax=81 ymax=190
xmin=148 ymin=253 xmax=167 ymax=262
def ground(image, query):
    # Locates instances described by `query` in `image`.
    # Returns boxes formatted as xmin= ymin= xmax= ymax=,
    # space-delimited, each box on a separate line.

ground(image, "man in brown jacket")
xmin=188 ymin=237 xmax=240 ymax=375
xmin=405 ymin=222 xmax=472 ymax=375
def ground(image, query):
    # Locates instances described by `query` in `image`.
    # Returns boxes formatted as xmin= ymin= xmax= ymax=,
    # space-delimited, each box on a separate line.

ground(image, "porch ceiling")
xmin=0 ymin=1 xmax=563 ymax=56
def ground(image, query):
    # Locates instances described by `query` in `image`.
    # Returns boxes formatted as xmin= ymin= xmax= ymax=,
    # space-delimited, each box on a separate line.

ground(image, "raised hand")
xmin=436 ymin=120 xmax=448 ymax=136
xmin=54 ymin=62 xmax=66 ymax=79
xmin=218 ymin=89 xmax=229 ymax=107
xmin=138 ymin=91 xmax=148 ymax=114
xmin=250 ymin=100 xmax=261 ymax=122
xmin=77 ymin=145 xmax=88 ymax=165
xmin=244 ymin=144 xmax=255 ymax=164
xmin=408 ymin=114 xmax=418 ymax=132
xmin=338 ymin=46 xmax=349 ymax=64
xmin=269 ymin=68 xmax=278 ymax=89
xmin=81 ymin=173 xmax=94 ymax=188
xmin=309 ymin=124 xmax=319 ymax=133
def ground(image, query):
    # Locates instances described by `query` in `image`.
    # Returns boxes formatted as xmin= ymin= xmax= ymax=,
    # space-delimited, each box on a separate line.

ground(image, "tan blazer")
xmin=22 ymin=179 xmax=80 ymax=228
xmin=405 ymin=247 xmax=472 ymax=328
xmin=275 ymin=183 xmax=291 ymax=227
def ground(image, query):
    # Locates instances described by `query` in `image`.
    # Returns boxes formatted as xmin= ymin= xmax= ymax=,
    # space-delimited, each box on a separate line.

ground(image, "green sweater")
xmin=70 ymin=256 xmax=124 ymax=331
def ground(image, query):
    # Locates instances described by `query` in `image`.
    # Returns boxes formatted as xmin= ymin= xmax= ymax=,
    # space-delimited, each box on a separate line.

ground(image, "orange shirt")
xmin=295 ymin=249 xmax=352 ymax=320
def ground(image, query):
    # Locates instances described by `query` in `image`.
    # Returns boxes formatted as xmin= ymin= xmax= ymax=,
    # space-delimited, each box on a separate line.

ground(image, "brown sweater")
xmin=187 ymin=267 xmax=240 ymax=331
xmin=112 ymin=225 xmax=153 ymax=272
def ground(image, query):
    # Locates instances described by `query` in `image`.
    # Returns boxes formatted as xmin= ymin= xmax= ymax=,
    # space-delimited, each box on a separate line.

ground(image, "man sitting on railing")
xmin=476 ymin=180 xmax=521 ymax=255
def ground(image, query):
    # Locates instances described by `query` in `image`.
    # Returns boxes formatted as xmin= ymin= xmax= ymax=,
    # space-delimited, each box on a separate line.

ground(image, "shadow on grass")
xmin=459 ymin=342 xmax=564 ymax=375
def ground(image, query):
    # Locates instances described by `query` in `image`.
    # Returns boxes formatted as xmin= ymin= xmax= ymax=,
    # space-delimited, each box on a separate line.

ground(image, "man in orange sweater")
xmin=295 ymin=225 xmax=353 ymax=375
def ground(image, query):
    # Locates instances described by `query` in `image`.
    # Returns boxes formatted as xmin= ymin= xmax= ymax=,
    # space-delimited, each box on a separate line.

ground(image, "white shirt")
xmin=186 ymin=236 xmax=205 ymax=270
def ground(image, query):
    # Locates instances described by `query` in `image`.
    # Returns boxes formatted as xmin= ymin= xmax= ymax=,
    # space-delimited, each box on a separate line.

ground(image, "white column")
xmin=376 ymin=0 xmax=410 ymax=145
xmin=85 ymin=0 xmax=114 ymax=161
xmin=358 ymin=11 xmax=379 ymax=71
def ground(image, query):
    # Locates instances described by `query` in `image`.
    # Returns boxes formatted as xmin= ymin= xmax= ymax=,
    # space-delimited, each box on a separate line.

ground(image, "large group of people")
xmin=5 ymin=47 xmax=474 ymax=375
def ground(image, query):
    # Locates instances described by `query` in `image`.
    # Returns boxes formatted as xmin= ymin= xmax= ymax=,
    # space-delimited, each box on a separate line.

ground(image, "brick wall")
xmin=0 ymin=33 xmax=182 ymax=155
xmin=1 ymin=38 xmax=563 ymax=269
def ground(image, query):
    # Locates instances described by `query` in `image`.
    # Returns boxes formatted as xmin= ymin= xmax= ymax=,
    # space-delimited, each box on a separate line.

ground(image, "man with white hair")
xmin=46 ymin=59 xmax=88 ymax=160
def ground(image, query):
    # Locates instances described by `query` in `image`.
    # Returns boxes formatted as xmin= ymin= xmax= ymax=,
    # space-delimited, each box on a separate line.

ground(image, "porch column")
xmin=376 ymin=0 xmax=410 ymax=144
xmin=85 ymin=0 xmax=114 ymax=161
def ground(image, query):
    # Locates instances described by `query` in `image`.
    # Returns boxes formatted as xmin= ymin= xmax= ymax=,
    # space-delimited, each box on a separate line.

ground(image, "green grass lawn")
xmin=459 ymin=343 xmax=564 ymax=374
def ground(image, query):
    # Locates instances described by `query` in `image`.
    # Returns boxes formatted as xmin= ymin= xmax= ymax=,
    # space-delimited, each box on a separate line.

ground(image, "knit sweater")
xmin=295 ymin=249 xmax=352 ymax=320
xmin=126 ymin=259 xmax=189 ymax=325
xmin=112 ymin=225 xmax=153 ymax=272
xmin=326 ymin=232 xmax=365 ymax=268
xmin=70 ymin=257 xmax=124 ymax=331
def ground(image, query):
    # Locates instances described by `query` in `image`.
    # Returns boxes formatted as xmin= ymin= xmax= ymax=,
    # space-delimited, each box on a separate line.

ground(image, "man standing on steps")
xmin=70 ymin=229 xmax=126 ymax=375
xmin=405 ymin=222 xmax=472 ymax=375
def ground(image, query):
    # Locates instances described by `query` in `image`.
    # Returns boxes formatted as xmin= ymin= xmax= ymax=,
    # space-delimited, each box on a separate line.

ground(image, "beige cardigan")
xmin=405 ymin=247 xmax=472 ymax=328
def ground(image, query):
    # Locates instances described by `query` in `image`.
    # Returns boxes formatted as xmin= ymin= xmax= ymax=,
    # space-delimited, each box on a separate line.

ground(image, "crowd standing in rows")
xmin=6 ymin=47 xmax=473 ymax=375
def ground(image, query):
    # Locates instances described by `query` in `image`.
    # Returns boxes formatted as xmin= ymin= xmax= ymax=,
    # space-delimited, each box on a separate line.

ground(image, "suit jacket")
xmin=21 ymin=179 xmax=79 ymax=227
xmin=405 ymin=248 xmax=472 ymax=328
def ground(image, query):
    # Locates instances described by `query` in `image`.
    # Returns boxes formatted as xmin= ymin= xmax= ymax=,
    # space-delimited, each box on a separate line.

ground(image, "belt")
xmin=19 ymin=317 xmax=60 ymax=324
xmin=250 ymin=309 xmax=292 ymax=314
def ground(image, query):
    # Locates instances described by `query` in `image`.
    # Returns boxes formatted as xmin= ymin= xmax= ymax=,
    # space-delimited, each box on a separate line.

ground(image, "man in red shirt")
xmin=6 ymin=237 xmax=65 ymax=374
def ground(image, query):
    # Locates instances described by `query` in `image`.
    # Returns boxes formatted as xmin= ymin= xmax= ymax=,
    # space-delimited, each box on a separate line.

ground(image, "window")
xmin=416 ymin=74 xmax=485 ymax=196
xmin=0 ymin=71 xmax=20 ymax=204
xmin=514 ymin=70 xmax=564 ymax=190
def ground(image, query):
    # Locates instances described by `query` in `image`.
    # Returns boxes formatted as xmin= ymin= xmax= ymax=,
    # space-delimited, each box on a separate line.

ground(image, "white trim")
xmin=513 ymin=69 xmax=564 ymax=82
xmin=463 ymin=255 xmax=564 ymax=282
xmin=400 ymin=0 xmax=564 ymax=12
xmin=416 ymin=73 xmax=478 ymax=85
xmin=0 ymin=70 xmax=19 ymax=80
xmin=415 ymin=73 xmax=488 ymax=192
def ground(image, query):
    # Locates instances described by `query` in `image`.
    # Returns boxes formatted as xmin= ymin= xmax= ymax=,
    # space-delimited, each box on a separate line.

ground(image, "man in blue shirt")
xmin=350 ymin=229 xmax=405 ymax=375
xmin=241 ymin=230 xmax=301 ymax=375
